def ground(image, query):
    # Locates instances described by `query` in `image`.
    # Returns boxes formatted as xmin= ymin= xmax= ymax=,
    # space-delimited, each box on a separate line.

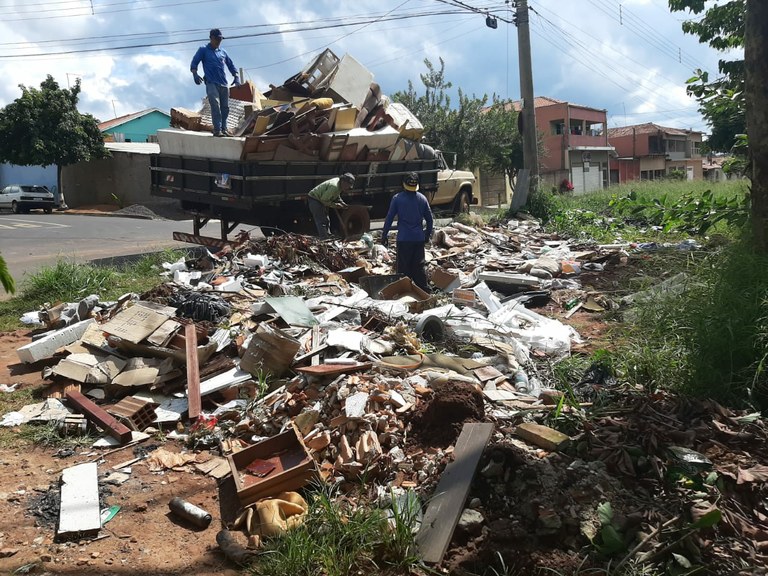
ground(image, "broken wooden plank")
xmin=515 ymin=422 xmax=570 ymax=451
xmin=294 ymin=362 xmax=372 ymax=377
xmin=311 ymin=325 xmax=321 ymax=367
xmin=416 ymin=422 xmax=494 ymax=564
xmin=65 ymin=390 xmax=132 ymax=444
xmin=16 ymin=319 xmax=96 ymax=363
xmin=185 ymin=323 xmax=202 ymax=419
xmin=58 ymin=462 xmax=101 ymax=539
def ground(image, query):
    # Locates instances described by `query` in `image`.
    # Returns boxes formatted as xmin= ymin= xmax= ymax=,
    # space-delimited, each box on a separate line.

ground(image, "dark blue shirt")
xmin=190 ymin=43 xmax=237 ymax=86
xmin=382 ymin=190 xmax=434 ymax=242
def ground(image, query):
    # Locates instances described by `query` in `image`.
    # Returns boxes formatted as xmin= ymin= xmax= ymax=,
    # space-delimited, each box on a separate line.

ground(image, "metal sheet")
xmin=265 ymin=296 xmax=318 ymax=327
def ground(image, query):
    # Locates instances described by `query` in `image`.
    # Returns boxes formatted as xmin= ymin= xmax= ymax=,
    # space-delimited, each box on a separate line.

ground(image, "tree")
xmin=670 ymin=0 xmax=768 ymax=251
xmin=0 ymin=75 xmax=109 ymax=202
xmin=393 ymin=59 xmax=522 ymax=176
xmin=670 ymin=0 xmax=745 ymax=152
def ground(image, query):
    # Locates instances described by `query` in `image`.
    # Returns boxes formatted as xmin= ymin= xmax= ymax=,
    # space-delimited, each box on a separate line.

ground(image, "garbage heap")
xmin=5 ymin=216 xmax=629 ymax=561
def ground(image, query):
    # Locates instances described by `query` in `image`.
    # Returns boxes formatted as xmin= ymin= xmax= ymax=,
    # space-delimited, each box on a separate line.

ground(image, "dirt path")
xmin=0 ymin=330 xmax=239 ymax=576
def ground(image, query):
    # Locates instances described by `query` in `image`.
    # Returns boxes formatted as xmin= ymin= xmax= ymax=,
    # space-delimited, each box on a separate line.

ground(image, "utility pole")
xmin=516 ymin=0 xmax=539 ymax=183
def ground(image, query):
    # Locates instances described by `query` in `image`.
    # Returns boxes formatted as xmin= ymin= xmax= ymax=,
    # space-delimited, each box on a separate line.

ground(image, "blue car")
xmin=0 ymin=185 xmax=57 ymax=214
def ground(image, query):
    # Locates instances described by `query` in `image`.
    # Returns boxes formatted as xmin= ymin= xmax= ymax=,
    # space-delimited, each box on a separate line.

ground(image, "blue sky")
xmin=0 ymin=0 xmax=738 ymax=135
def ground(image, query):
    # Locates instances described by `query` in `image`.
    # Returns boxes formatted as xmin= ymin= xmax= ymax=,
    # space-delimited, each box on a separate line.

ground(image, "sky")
xmin=0 ymin=0 xmax=740 ymax=136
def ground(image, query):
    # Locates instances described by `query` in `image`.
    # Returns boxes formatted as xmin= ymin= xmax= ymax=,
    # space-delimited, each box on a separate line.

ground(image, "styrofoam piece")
xmin=157 ymin=128 xmax=245 ymax=161
xmin=16 ymin=318 xmax=96 ymax=363
xmin=58 ymin=462 xmax=101 ymax=537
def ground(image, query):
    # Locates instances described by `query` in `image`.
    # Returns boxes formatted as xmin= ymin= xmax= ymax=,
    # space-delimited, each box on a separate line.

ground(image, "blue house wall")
xmin=102 ymin=110 xmax=171 ymax=142
xmin=0 ymin=163 xmax=57 ymax=189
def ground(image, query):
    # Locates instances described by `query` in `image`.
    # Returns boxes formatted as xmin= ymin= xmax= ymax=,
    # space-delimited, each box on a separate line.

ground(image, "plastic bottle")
xmin=513 ymin=370 xmax=530 ymax=394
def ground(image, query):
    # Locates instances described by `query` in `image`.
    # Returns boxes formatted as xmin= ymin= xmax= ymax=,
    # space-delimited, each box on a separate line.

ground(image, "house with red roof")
xmin=607 ymin=123 xmax=703 ymax=183
xmin=506 ymin=96 xmax=615 ymax=194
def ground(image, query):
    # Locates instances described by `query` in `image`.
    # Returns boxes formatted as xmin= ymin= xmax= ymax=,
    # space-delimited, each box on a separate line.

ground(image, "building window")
xmin=649 ymin=136 xmax=663 ymax=154
xmin=550 ymin=120 xmax=565 ymax=135
xmin=666 ymin=139 xmax=686 ymax=153
xmin=585 ymin=121 xmax=604 ymax=137
xmin=641 ymin=171 xmax=649 ymax=180
xmin=569 ymin=121 xmax=583 ymax=135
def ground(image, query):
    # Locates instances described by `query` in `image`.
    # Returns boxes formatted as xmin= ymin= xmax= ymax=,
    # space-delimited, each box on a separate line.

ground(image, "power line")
xmin=0 ymin=9 xmax=466 ymax=59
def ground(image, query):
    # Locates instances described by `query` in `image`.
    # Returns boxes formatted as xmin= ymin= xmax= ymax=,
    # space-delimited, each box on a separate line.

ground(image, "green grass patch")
xmin=0 ymin=249 xmax=188 ymax=331
xmin=618 ymin=232 xmax=768 ymax=408
xmin=524 ymin=180 xmax=749 ymax=244
xmin=249 ymin=485 xmax=423 ymax=576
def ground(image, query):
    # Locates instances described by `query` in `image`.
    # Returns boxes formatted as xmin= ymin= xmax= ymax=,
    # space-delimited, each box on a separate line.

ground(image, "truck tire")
xmin=452 ymin=189 xmax=471 ymax=215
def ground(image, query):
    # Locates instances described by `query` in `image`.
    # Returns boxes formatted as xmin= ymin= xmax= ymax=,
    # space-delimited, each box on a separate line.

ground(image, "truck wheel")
xmin=452 ymin=190 xmax=471 ymax=215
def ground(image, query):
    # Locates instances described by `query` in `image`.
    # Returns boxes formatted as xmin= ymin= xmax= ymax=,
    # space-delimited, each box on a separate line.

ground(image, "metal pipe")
xmin=168 ymin=497 xmax=212 ymax=528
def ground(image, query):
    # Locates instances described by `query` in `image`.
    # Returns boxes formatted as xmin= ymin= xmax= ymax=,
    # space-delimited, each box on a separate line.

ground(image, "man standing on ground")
xmin=190 ymin=29 xmax=240 ymax=137
xmin=307 ymin=173 xmax=355 ymax=239
xmin=381 ymin=172 xmax=434 ymax=291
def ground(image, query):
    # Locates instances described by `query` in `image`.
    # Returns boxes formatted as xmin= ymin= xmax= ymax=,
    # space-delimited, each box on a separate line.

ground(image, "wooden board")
xmin=416 ymin=422 xmax=494 ymax=564
xmin=185 ymin=323 xmax=201 ymax=419
xmin=66 ymin=390 xmax=132 ymax=444
xmin=294 ymin=362 xmax=372 ymax=376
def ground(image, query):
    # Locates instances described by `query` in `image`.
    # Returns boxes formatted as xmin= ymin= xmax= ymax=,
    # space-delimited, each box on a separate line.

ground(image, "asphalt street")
xmin=0 ymin=213 xmax=193 ymax=295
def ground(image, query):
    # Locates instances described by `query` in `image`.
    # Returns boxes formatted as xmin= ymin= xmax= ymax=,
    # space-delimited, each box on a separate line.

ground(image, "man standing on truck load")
xmin=307 ymin=173 xmax=355 ymax=239
xmin=381 ymin=172 xmax=434 ymax=292
xmin=190 ymin=29 xmax=240 ymax=137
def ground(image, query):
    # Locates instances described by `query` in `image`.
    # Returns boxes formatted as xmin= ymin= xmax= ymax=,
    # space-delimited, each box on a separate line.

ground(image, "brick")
xmin=515 ymin=422 xmax=570 ymax=451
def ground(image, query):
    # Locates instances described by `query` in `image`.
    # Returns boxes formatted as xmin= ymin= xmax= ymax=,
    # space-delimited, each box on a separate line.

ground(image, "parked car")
xmin=0 ymin=185 xmax=56 ymax=213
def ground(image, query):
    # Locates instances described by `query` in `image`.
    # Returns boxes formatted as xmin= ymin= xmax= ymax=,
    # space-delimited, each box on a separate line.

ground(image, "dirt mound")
xmin=409 ymin=380 xmax=484 ymax=447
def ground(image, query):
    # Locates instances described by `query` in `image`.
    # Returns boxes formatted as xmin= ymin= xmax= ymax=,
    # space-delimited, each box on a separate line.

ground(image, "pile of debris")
xmin=168 ymin=48 xmax=427 ymax=164
xmin=5 ymin=217 xmax=766 ymax=572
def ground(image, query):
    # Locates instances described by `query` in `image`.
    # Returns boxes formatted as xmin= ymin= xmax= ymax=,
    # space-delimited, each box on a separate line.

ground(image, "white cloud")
xmin=0 ymin=0 xmax=728 ymax=133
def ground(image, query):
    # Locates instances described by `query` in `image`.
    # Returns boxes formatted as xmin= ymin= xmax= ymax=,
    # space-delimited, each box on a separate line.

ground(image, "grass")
xmin=530 ymin=178 xmax=768 ymax=410
xmin=525 ymin=180 xmax=749 ymax=243
xmin=249 ymin=484 xmax=424 ymax=576
xmin=619 ymin=233 xmax=768 ymax=408
xmin=0 ymin=249 xmax=188 ymax=331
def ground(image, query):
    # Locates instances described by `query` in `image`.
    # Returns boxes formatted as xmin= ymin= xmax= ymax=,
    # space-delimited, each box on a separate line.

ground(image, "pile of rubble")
xmin=5 ymin=217 xmax=767 ymax=572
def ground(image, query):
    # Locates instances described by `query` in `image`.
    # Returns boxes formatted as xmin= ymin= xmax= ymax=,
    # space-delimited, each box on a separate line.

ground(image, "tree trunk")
xmin=56 ymin=164 xmax=68 ymax=210
xmin=746 ymin=0 xmax=768 ymax=251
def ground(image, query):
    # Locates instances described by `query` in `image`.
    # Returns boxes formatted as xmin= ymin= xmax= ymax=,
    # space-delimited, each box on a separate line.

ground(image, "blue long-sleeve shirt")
xmin=190 ymin=43 xmax=237 ymax=86
xmin=382 ymin=190 xmax=434 ymax=242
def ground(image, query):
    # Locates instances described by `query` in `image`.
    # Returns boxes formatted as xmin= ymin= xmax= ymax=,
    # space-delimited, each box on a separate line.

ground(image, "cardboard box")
xmin=379 ymin=277 xmax=435 ymax=313
xmin=430 ymin=268 xmax=461 ymax=293
xmin=227 ymin=425 xmax=316 ymax=506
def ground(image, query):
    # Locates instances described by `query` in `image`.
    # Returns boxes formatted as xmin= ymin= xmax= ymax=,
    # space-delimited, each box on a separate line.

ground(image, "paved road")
xmin=0 ymin=213 xmax=193 ymax=294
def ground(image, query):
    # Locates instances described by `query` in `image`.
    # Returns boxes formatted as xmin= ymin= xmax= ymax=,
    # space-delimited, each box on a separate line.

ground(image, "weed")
xmin=0 ymin=251 xmax=185 ymax=331
xmin=250 ymin=483 xmax=424 ymax=576
xmin=618 ymin=232 xmax=768 ymax=408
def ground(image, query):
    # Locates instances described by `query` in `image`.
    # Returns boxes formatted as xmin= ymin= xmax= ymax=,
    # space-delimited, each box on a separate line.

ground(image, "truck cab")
xmin=430 ymin=151 xmax=477 ymax=214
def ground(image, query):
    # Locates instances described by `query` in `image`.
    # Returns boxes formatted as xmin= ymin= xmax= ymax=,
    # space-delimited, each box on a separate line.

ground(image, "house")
xmin=607 ymin=123 xmax=703 ymax=183
xmin=99 ymin=108 xmax=171 ymax=143
xmin=508 ymin=97 xmax=615 ymax=194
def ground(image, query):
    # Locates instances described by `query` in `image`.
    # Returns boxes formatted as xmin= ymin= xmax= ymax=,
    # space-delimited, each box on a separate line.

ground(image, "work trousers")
xmin=396 ymin=241 xmax=428 ymax=292
xmin=206 ymin=83 xmax=230 ymax=133
xmin=308 ymin=196 xmax=331 ymax=239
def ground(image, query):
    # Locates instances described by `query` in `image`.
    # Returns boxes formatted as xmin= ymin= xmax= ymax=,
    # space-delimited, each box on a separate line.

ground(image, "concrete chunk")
xmin=16 ymin=319 xmax=96 ymax=363
xmin=515 ymin=422 xmax=570 ymax=451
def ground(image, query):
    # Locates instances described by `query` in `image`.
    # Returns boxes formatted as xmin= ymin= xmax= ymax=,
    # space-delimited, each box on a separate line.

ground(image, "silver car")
xmin=0 ymin=184 xmax=56 ymax=213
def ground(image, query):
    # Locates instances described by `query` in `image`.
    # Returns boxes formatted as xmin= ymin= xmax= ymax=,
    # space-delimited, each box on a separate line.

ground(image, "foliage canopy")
xmin=393 ymin=58 xmax=522 ymax=174
xmin=0 ymin=75 xmax=108 ymax=169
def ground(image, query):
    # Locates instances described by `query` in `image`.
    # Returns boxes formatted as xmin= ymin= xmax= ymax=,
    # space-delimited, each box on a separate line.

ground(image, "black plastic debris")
xmin=169 ymin=292 xmax=232 ymax=323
